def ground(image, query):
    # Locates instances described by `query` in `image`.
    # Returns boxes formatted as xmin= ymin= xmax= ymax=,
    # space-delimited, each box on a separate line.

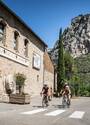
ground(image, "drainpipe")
xmin=43 ymin=47 xmax=47 ymax=86
xmin=43 ymin=53 xmax=45 ymax=86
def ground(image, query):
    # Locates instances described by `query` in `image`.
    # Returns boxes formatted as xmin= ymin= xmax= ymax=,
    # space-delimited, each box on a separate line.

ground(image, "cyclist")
xmin=61 ymin=82 xmax=71 ymax=107
xmin=40 ymin=84 xmax=49 ymax=107
xmin=48 ymin=86 xmax=53 ymax=101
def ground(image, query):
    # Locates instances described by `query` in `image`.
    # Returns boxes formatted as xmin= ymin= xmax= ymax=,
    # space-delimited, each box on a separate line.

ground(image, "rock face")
xmin=48 ymin=41 xmax=59 ymax=65
xmin=49 ymin=14 xmax=90 ymax=64
xmin=63 ymin=14 xmax=90 ymax=58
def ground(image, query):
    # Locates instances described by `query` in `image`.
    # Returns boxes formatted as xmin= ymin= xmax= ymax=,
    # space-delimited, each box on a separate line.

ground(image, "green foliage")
xmin=74 ymin=54 xmax=90 ymax=96
xmin=57 ymin=29 xmax=90 ymax=97
xmin=63 ymin=51 xmax=79 ymax=96
xmin=78 ymin=83 xmax=90 ymax=96
xmin=63 ymin=52 xmax=90 ymax=97
xmin=15 ymin=73 xmax=26 ymax=94
xmin=64 ymin=51 xmax=74 ymax=80
xmin=15 ymin=73 xmax=26 ymax=86
xmin=75 ymin=54 xmax=90 ymax=84
xmin=75 ymin=54 xmax=90 ymax=73
xmin=57 ymin=28 xmax=65 ymax=92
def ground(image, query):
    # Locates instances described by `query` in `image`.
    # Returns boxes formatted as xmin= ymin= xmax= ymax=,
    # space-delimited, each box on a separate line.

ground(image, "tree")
xmin=64 ymin=51 xmax=74 ymax=80
xmin=57 ymin=28 xmax=65 ymax=92
xmin=64 ymin=51 xmax=80 ymax=96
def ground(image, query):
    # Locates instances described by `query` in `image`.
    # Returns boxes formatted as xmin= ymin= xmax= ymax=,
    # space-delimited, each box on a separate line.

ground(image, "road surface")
xmin=0 ymin=97 xmax=90 ymax=125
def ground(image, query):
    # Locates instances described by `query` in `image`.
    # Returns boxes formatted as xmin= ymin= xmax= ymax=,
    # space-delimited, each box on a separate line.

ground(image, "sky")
xmin=2 ymin=0 xmax=90 ymax=48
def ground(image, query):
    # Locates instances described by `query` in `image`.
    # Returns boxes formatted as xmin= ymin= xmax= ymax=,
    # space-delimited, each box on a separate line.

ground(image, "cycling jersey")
xmin=42 ymin=86 xmax=49 ymax=95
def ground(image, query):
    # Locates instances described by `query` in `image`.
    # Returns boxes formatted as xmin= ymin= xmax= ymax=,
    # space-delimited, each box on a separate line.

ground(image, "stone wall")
xmin=44 ymin=70 xmax=54 ymax=89
xmin=44 ymin=52 xmax=54 ymax=90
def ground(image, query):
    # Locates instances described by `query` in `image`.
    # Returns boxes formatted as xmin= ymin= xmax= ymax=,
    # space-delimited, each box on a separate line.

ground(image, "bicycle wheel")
xmin=67 ymin=98 xmax=71 ymax=108
xmin=62 ymin=97 xmax=66 ymax=108
xmin=62 ymin=96 xmax=67 ymax=108
xmin=42 ymin=95 xmax=48 ymax=107
xmin=42 ymin=97 xmax=45 ymax=107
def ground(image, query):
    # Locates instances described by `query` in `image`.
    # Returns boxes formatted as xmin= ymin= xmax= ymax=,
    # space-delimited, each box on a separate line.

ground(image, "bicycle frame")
xmin=42 ymin=94 xmax=48 ymax=107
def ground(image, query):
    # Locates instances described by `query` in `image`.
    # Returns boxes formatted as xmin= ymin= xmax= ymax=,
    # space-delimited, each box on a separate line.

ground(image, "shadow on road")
xmin=32 ymin=104 xmax=64 ymax=109
xmin=32 ymin=105 xmax=43 ymax=108
xmin=52 ymin=104 xmax=64 ymax=108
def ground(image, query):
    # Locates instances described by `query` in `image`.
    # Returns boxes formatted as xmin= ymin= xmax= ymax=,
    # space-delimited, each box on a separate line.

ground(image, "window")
xmin=13 ymin=31 xmax=19 ymax=51
xmin=0 ymin=23 xmax=5 ymax=44
xmin=33 ymin=53 xmax=41 ymax=70
xmin=24 ymin=39 xmax=28 ymax=57
xmin=37 ymin=75 xmax=39 ymax=82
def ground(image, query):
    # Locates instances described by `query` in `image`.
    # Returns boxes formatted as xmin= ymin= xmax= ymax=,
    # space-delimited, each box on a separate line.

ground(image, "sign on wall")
xmin=33 ymin=53 xmax=41 ymax=70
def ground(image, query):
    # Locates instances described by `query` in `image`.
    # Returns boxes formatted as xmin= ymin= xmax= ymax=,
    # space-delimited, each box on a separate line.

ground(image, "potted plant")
xmin=9 ymin=73 xmax=30 ymax=104
xmin=15 ymin=73 xmax=26 ymax=94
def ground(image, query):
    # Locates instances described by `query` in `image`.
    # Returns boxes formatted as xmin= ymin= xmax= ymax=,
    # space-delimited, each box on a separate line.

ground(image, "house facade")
xmin=44 ymin=52 xmax=54 ymax=89
xmin=0 ymin=2 xmax=52 ymax=102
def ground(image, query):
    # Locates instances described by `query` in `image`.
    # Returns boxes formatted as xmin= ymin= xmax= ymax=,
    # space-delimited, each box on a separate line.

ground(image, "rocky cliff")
xmin=63 ymin=14 xmax=90 ymax=58
xmin=49 ymin=14 xmax=90 ymax=64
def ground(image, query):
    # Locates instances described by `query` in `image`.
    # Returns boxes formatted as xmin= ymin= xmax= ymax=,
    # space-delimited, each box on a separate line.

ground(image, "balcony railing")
xmin=0 ymin=45 xmax=29 ymax=66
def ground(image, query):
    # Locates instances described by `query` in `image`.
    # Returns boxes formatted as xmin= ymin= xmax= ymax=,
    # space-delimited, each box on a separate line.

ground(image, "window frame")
xmin=24 ymin=39 xmax=29 ymax=57
xmin=0 ymin=18 xmax=7 ymax=46
xmin=13 ymin=31 xmax=19 ymax=51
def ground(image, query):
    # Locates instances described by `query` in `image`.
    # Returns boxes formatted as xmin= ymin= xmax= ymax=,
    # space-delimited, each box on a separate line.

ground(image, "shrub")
xmin=15 ymin=73 xmax=26 ymax=94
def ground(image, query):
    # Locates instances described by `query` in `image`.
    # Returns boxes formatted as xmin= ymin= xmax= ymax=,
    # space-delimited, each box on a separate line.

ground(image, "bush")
xmin=78 ymin=90 xmax=90 ymax=97
xmin=15 ymin=73 xmax=26 ymax=94
xmin=15 ymin=73 xmax=26 ymax=86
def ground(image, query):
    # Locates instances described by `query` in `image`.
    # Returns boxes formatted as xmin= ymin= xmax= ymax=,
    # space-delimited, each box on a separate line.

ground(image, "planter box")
xmin=9 ymin=94 xmax=30 ymax=104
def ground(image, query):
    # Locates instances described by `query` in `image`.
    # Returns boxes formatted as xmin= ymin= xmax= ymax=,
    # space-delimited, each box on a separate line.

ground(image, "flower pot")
xmin=9 ymin=94 xmax=30 ymax=104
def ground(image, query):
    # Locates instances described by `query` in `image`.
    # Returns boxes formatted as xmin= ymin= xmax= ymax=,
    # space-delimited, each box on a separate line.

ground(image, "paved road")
xmin=0 ymin=97 xmax=90 ymax=125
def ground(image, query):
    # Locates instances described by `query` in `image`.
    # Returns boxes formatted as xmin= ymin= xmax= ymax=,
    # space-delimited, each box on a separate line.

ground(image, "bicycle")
xmin=42 ymin=94 xmax=49 ymax=107
xmin=62 ymin=94 xmax=71 ymax=108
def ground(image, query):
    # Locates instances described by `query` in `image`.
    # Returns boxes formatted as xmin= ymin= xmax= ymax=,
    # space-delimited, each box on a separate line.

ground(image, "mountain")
xmin=48 ymin=14 xmax=90 ymax=65
xmin=63 ymin=14 xmax=90 ymax=58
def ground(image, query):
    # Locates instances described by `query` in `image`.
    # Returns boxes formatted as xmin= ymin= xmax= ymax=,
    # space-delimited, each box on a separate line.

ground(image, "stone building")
xmin=43 ymin=51 xmax=54 ymax=89
xmin=0 ymin=2 xmax=54 ymax=102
